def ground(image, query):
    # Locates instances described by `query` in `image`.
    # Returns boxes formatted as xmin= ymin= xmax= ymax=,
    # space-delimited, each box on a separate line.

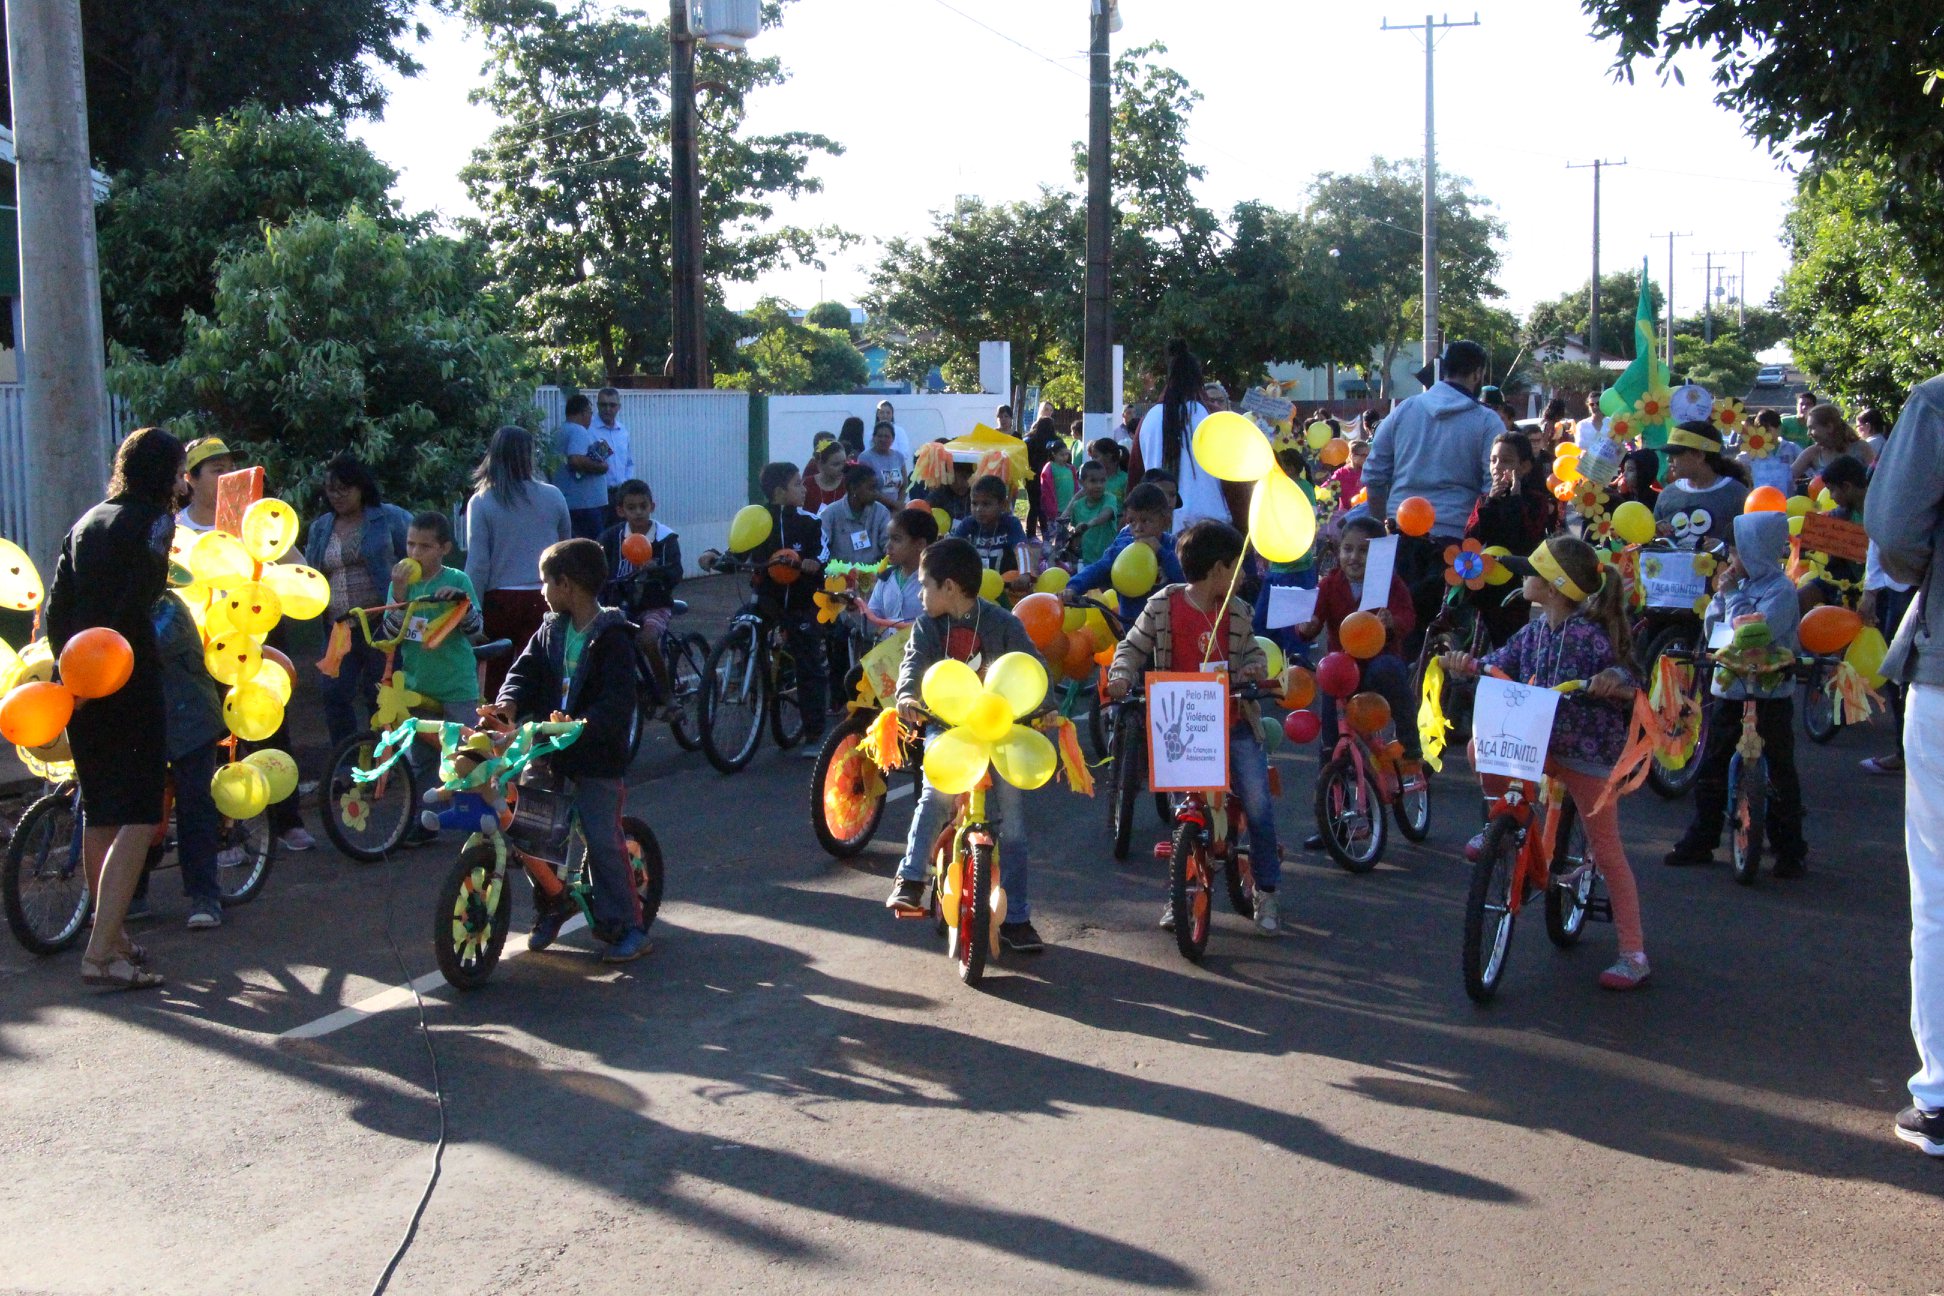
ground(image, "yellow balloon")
xmin=205 ymin=633 xmax=263 ymax=686
xmin=1553 ymin=441 xmax=1582 ymax=460
xmin=727 ymin=504 xmax=774 ymax=553
xmin=921 ymin=659 xmax=983 ymax=726
xmin=1111 ymin=542 xmax=1159 ymax=597
xmin=18 ymin=739 xmax=74 ymax=782
xmin=1304 ymin=421 xmax=1332 ymax=451
xmin=985 ymin=651 xmax=1048 ymax=717
xmin=188 ymin=529 xmax=255 ymax=587
xmin=966 ymin=693 xmax=1013 ymax=744
xmin=211 ymin=761 xmax=271 ymax=820
xmin=240 ymin=498 xmax=300 ymax=564
xmin=1254 ymin=635 xmax=1285 ymax=681
xmin=219 ymin=581 xmax=283 ymax=637
xmin=13 ymin=638 xmax=54 ymax=686
xmin=254 ymin=658 xmax=292 ymax=704
xmin=1845 ymin=626 xmax=1888 ymax=688
xmin=262 ymin=564 xmax=329 ymax=620
xmin=1555 ymin=457 xmax=1583 ymax=484
xmin=1062 ymin=606 xmax=1086 ymax=633
xmin=1191 ymin=411 xmax=1274 ymax=483
xmin=923 ymin=727 xmax=990 ymax=795
xmin=979 ymin=568 xmax=1003 ymax=601
xmin=1816 ymin=488 xmax=1837 ymax=512
xmin=1611 ymin=500 xmax=1656 ymax=546
xmin=1784 ymin=495 xmax=1814 ymax=518
xmin=1033 ymin=567 xmax=1070 ymax=595
xmin=990 ymin=725 xmax=1056 ymax=790
xmin=0 ymin=537 xmax=43 ymax=612
xmin=931 ymin=507 xmax=952 ymax=535
xmin=0 ymin=638 xmax=21 ymax=694
xmin=243 ymin=748 xmax=299 ymax=802
xmin=1788 ymin=514 xmax=1805 ymax=537
xmin=1248 ymin=467 xmax=1317 ymax=564
xmin=223 ymin=682 xmax=285 ymax=742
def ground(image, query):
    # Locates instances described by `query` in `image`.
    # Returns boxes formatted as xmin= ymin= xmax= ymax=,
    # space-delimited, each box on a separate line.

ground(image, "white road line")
xmin=279 ymin=914 xmax=588 ymax=1041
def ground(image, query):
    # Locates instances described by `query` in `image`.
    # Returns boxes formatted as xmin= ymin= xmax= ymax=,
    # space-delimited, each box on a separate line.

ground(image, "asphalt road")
xmin=2 ymin=577 xmax=1938 ymax=1295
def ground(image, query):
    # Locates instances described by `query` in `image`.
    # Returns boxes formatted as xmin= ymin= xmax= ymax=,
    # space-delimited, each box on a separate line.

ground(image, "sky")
xmin=349 ymin=0 xmax=1802 ymax=328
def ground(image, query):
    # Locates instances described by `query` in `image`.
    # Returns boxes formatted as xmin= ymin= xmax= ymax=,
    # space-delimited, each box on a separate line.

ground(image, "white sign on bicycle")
xmin=1639 ymin=550 xmax=1708 ymax=611
xmin=1145 ymin=671 xmax=1229 ymax=792
xmin=1471 ymin=676 xmax=1561 ymax=782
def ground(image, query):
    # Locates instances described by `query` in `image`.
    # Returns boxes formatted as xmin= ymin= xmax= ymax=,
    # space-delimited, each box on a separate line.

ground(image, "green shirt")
xmin=1071 ymin=491 xmax=1120 ymax=563
xmin=400 ymin=568 xmax=480 ymax=704
xmin=561 ymin=620 xmax=587 ymax=710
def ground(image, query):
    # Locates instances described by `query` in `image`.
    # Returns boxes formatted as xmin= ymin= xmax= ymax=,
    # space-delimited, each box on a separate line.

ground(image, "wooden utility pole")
xmin=1566 ymin=158 xmax=1626 ymax=367
xmin=1081 ymin=1 xmax=1114 ymax=444
xmin=668 ymin=0 xmax=709 ymax=388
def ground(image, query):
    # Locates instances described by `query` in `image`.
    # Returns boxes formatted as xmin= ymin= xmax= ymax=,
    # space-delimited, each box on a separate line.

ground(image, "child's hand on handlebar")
xmin=1106 ymin=677 xmax=1131 ymax=701
xmin=1441 ymin=651 xmax=1481 ymax=678
xmin=896 ymin=698 xmax=927 ymax=727
xmin=476 ymin=702 xmax=513 ymax=730
xmin=1587 ymin=668 xmax=1634 ymax=701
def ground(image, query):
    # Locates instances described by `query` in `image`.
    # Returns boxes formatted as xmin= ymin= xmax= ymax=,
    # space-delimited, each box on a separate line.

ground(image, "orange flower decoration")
xmin=1711 ymin=397 xmax=1746 ymax=435
xmin=1443 ymin=538 xmax=1494 ymax=590
xmin=1741 ymin=426 xmax=1776 ymax=458
xmin=1572 ymin=481 xmax=1609 ymax=517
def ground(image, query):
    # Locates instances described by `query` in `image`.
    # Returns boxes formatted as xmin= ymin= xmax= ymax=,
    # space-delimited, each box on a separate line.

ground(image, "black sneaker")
xmin=999 ymin=921 xmax=1044 ymax=953
xmin=1303 ymin=833 xmax=1325 ymax=852
xmin=886 ymin=878 xmax=926 ymax=911
xmin=1895 ymin=1104 xmax=1944 ymax=1156
xmin=527 ymin=900 xmax=574 ymax=952
xmin=1772 ymin=857 xmax=1807 ymax=879
xmin=1662 ymin=847 xmax=1713 ymax=868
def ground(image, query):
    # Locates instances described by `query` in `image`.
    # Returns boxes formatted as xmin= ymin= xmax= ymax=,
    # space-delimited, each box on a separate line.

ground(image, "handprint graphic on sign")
xmin=1156 ymin=691 xmax=1189 ymax=762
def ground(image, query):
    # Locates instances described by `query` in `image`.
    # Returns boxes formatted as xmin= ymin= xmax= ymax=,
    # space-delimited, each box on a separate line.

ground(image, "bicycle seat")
xmin=671 ymin=599 xmax=689 ymax=616
xmin=473 ymin=639 xmax=515 ymax=662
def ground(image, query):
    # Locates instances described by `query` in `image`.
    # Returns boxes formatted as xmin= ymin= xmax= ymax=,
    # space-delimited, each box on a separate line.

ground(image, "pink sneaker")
xmin=1464 ymin=831 xmax=1486 ymax=862
xmin=1597 ymin=952 xmax=1651 ymax=990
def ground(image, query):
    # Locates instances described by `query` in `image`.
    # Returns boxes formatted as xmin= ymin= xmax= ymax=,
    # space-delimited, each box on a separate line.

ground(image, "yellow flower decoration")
xmin=813 ymin=589 xmax=845 ymax=624
xmin=1586 ymin=515 xmax=1617 ymax=546
xmin=1641 ymin=555 xmax=1663 ymax=580
xmin=1711 ymin=397 xmax=1746 ymax=435
xmin=1632 ymin=387 xmax=1671 ymax=425
xmin=1608 ymin=413 xmax=1637 ymax=443
xmin=1692 ymin=552 xmax=1718 ymax=578
xmin=372 ymin=675 xmax=425 ymax=730
xmin=1572 ymin=481 xmax=1609 ymax=517
xmin=338 ymin=791 xmax=370 ymax=831
xmin=824 ymin=574 xmax=847 ymax=594
xmin=1741 ymin=426 xmax=1776 ymax=459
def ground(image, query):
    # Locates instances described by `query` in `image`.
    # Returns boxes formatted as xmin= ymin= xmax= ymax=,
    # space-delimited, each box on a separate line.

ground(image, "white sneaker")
xmin=1158 ymin=901 xmax=1175 ymax=931
xmin=279 ymin=827 xmax=317 ymax=852
xmin=215 ymin=845 xmax=246 ymax=870
xmin=1253 ymin=889 xmax=1281 ymax=936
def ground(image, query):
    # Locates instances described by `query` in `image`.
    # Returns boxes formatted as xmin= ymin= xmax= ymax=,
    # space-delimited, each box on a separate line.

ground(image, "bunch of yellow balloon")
xmin=1190 ymin=411 xmax=1317 ymax=566
xmin=918 ymin=653 xmax=1058 ymax=795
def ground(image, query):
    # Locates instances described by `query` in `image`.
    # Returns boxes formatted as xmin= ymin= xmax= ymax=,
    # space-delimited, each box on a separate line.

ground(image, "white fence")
xmin=533 ymin=387 xmax=751 ymax=566
xmin=766 ymin=394 xmax=1012 ymax=472
xmin=0 ymin=385 xmax=130 ymax=544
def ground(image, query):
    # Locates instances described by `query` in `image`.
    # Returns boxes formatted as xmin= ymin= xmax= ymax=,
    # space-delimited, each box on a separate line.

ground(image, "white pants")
xmin=1907 ymin=684 xmax=1944 ymax=1109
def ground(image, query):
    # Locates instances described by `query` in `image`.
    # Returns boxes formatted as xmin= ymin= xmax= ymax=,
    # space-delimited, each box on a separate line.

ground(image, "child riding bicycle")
xmin=383 ymin=511 xmax=484 ymax=726
xmin=599 ymin=478 xmax=683 ymax=715
xmin=1108 ymin=519 xmax=1286 ymax=935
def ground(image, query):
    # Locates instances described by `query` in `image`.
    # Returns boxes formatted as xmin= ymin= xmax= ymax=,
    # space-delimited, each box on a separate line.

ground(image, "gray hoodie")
xmin=895 ymin=598 xmax=1044 ymax=708
xmin=1363 ymin=381 xmax=1499 ymax=537
xmin=1864 ymin=374 xmax=1944 ymax=686
xmin=1703 ymin=511 xmax=1798 ymax=700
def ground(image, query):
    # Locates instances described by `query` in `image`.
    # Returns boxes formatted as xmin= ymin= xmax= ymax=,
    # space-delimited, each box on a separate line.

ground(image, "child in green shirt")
xmin=384 ymin=510 xmax=484 ymax=723
xmin=1063 ymin=460 xmax=1121 ymax=564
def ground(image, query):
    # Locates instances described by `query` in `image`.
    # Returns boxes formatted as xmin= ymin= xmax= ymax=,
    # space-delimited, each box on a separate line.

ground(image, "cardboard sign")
xmin=1146 ymin=671 xmax=1230 ymax=792
xmin=1240 ymin=389 xmax=1295 ymax=423
xmin=1358 ymin=534 xmax=1399 ymax=612
xmin=1265 ymin=584 xmax=1319 ymax=630
xmin=1471 ymin=676 xmax=1562 ymax=782
xmin=1797 ymin=512 xmax=1869 ymax=563
xmin=214 ymin=466 xmax=264 ymax=538
xmin=1575 ymin=429 xmax=1623 ymax=489
xmin=1638 ymin=550 xmax=1708 ymax=610
xmin=858 ymin=627 xmax=911 ymax=706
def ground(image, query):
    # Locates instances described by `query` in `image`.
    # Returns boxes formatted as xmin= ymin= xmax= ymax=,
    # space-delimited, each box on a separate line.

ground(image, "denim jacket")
xmin=303 ymin=503 xmax=412 ymax=599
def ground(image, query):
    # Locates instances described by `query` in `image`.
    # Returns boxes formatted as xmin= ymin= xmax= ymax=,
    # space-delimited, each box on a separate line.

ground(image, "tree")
xmin=1779 ymin=160 xmax=1944 ymax=413
xmin=1671 ymin=301 xmax=1792 ymax=355
xmin=865 ymin=191 xmax=1083 ymax=395
xmin=804 ymin=301 xmax=857 ymax=338
xmin=1673 ymin=335 xmax=1760 ymax=395
xmin=1540 ymin=360 xmax=1609 ymax=407
xmin=1306 ymin=158 xmax=1506 ymax=396
xmin=717 ymin=299 xmax=867 ymax=394
xmin=1525 ymin=272 xmax=1663 ymax=362
xmin=95 ymin=106 xmax=405 ymax=364
xmin=461 ymin=0 xmax=844 ymax=383
xmin=1582 ymin=2 xmax=1944 ymax=183
xmin=0 ymin=0 xmax=435 ymax=174
xmin=109 ymin=209 xmax=529 ymax=511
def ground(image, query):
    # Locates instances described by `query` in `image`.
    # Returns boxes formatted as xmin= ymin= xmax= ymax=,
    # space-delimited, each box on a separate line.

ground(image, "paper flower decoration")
xmin=372 ymin=675 xmax=425 ymax=730
xmin=1711 ymin=397 xmax=1746 ymax=436
xmin=1741 ymin=426 xmax=1777 ymax=458
xmin=338 ymin=791 xmax=370 ymax=832
xmin=1586 ymin=515 xmax=1617 ymax=546
xmin=918 ymin=653 xmax=1058 ymax=794
xmin=813 ymin=589 xmax=845 ymax=624
xmin=1632 ymin=385 xmax=1672 ymax=425
xmin=1608 ymin=413 xmax=1637 ymax=444
xmin=1572 ymin=481 xmax=1610 ymax=517
xmin=1692 ymin=552 xmax=1718 ymax=578
xmin=1443 ymin=538 xmax=1494 ymax=590
xmin=1640 ymin=555 xmax=1664 ymax=581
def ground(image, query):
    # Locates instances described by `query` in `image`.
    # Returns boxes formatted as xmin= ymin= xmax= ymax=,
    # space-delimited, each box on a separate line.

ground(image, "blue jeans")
xmin=322 ymin=637 xmax=386 ymax=747
xmin=1317 ymin=653 xmax=1418 ymax=758
xmin=1229 ymin=727 xmax=1281 ymax=890
xmin=170 ymin=741 xmax=223 ymax=903
xmin=897 ymin=734 xmax=1033 ymax=922
xmin=573 ymin=775 xmax=639 ymax=938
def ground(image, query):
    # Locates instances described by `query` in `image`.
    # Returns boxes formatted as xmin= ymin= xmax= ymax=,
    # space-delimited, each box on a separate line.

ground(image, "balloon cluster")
xmin=1191 ymin=412 xmax=1316 ymax=564
xmin=918 ymin=653 xmax=1058 ymax=794
xmin=0 ymin=540 xmax=137 ymax=776
xmin=1011 ymin=587 xmax=1117 ymax=686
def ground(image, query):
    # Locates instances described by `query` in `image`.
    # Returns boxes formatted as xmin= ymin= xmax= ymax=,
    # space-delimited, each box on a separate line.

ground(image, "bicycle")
xmin=317 ymin=601 xmax=511 ymax=862
xmin=1313 ymin=686 xmax=1431 ymax=874
xmin=698 ymin=557 xmax=810 ymax=774
xmin=1684 ymin=638 xmax=1797 ymax=886
xmin=4 ymin=768 xmax=275 ymax=955
xmin=1105 ymin=689 xmax=1174 ymax=861
xmin=605 ymin=566 xmax=711 ymax=763
xmin=809 ymin=597 xmax=919 ymax=858
xmin=362 ymin=718 xmax=665 ymax=989
xmin=1411 ymin=583 xmax=1497 ymax=742
xmin=1457 ymin=671 xmax=1616 ymax=1003
xmin=1797 ymin=651 xmax=1841 ymax=744
xmin=1148 ymin=681 xmax=1282 ymax=962
xmin=1631 ymin=540 xmax=1726 ymax=799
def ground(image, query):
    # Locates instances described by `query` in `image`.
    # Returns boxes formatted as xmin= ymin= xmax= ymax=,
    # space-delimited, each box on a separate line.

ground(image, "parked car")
xmin=1755 ymin=365 xmax=1787 ymax=387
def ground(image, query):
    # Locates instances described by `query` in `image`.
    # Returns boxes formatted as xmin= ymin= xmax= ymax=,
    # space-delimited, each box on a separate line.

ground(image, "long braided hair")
xmin=1159 ymin=338 xmax=1204 ymax=477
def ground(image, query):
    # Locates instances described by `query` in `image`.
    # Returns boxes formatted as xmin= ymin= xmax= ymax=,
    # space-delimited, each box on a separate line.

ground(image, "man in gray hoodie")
xmin=1362 ymin=340 xmax=1501 ymax=649
xmin=1861 ymin=372 xmax=1944 ymax=1156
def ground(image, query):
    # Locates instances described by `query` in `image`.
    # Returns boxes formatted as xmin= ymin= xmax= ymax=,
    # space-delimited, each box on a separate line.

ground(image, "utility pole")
xmin=6 ymin=0 xmax=109 ymax=567
xmin=1566 ymin=158 xmax=1625 ymax=368
xmin=1648 ymin=230 xmax=1691 ymax=369
xmin=1694 ymin=252 xmax=1728 ymax=343
xmin=1381 ymin=11 xmax=1479 ymax=385
xmin=1082 ymin=0 xmax=1115 ymax=444
xmin=668 ymin=0 xmax=708 ymax=389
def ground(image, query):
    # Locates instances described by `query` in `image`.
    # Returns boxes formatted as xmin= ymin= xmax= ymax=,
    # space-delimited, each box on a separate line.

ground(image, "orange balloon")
xmin=1044 ymin=631 xmax=1071 ymax=677
xmin=1014 ymin=592 xmax=1064 ymax=649
xmin=1339 ymin=610 xmax=1386 ymax=660
xmin=1062 ymin=633 xmax=1096 ymax=680
xmin=1395 ymin=497 xmax=1436 ymax=538
xmin=1799 ymin=604 xmax=1863 ymax=656
xmin=0 ymin=680 xmax=73 ymax=747
xmin=57 ymin=627 xmax=133 ymax=699
xmin=1319 ymin=437 xmax=1350 ymax=467
xmin=621 ymin=532 xmax=652 ymax=565
xmin=1745 ymin=485 xmax=1787 ymax=513
xmin=767 ymin=548 xmax=802 ymax=585
xmin=1345 ymin=690 xmax=1392 ymax=734
xmin=1807 ymin=475 xmax=1826 ymax=499
xmin=1282 ymin=665 xmax=1316 ymax=710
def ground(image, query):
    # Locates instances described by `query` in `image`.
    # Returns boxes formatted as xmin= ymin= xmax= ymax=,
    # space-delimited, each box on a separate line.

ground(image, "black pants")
xmin=1681 ymin=694 xmax=1807 ymax=863
xmin=1394 ymin=533 xmax=1451 ymax=661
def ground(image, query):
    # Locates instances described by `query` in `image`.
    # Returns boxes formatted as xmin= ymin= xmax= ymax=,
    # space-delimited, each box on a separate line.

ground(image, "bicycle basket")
xmin=507 ymin=766 xmax=573 ymax=861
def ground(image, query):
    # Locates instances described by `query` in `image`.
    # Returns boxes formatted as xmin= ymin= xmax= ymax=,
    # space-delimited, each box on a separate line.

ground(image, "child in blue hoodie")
xmin=1064 ymin=482 xmax=1184 ymax=629
xmin=1665 ymin=510 xmax=1808 ymax=876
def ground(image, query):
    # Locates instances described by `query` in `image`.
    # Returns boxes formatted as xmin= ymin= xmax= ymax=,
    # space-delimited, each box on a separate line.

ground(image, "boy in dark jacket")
xmin=139 ymin=595 xmax=231 ymax=929
xmin=490 ymin=538 xmax=647 ymax=961
xmin=599 ymin=478 xmax=683 ymax=714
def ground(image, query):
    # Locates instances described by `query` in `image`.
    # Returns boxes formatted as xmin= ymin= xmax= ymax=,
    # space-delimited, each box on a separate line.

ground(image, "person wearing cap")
xmin=1361 ymin=339 xmax=1503 ymax=652
xmin=1654 ymin=420 xmax=1751 ymax=551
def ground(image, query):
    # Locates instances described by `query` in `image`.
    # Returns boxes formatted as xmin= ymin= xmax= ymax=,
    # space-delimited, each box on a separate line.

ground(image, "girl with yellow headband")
xmin=1440 ymin=535 xmax=1654 ymax=990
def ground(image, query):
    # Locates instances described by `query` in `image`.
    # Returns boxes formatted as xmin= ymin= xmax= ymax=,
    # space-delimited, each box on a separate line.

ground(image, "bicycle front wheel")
xmin=1462 ymin=817 xmax=1521 ymax=1004
xmin=1170 ymin=821 xmax=1212 ymax=962
xmin=1801 ymin=661 xmax=1839 ymax=744
xmin=700 ymin=623 xmax=767 ymax=773
xmin=1731 ymin=759 xmax=1767 ymax=886
xmin=1544 ymin=799 xmax=1591 ymax=948
xmin=1315 ymin=752 xmax=1385 ymax=873
xmin=1393 ymin=767 xmax=1432 ymax=842
xmin=956 ymin=841 xmax=993 ymax=987
xmin=1109 ymin=713 xmax=1144 ymax=860
xmin=1643 ymin=624 xmax=1708 ymax=799
xmin=810 ymin=711 xmax=888 ymax=858
xmin=666 ymin=633 xmax=710 ymax=752
xmin=215 ymin=804 xmax=276 ymax=905
xmin=320 ymin=729 xmax=419 ymax=862
xmin=624 ymin=817 xmax=665 ymax=931
xmin=3 ymin=786 xmax=87 ymax=954
xmin=433 ymin=838 xmax=512 ymax=990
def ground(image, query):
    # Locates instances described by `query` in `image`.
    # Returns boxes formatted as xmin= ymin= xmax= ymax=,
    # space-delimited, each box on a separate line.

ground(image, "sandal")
xmin=1861 ymin=755 xmax=1903 ymax=776
xmin=81 ymin=955 xmax=164 ymax=991
xmin=119 ymin=941 xmax=149 ymax=966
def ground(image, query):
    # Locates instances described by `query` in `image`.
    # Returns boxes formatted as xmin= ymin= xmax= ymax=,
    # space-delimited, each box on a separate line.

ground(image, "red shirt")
xmin=803 ymin=468 xmax=849 ymax=513
xmin=1313 ymin=568 xmax=1414 ymax=658
xmin=1167 ymin=589 xmax=1226 ymax=671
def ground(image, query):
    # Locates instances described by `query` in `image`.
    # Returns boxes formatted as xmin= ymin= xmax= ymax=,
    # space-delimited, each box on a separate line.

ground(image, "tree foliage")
xmin=1525 ymin=271 xmax=1664 ymax=362
xmin=804 ymin=301 xmax=857 ymax=337
xmin=1671 ymin=302 xmax=1792 ymax=355
xmin=96 ymin=106 xmax=405 ymax=364
xmin=109 ymin=210 xmax=528 ymax=511
xmin=1673 ymin=335 xmax=1761 ymax=395
xmin=0 ymin=0 xmax=435 ymax=174
xmin=717 ymin=299 xmax=867 ymax=394
xmin=460 ymin=0 xmax=844 ymax=385
xmin=1582 ymin=1 xmax=1944 ymax=182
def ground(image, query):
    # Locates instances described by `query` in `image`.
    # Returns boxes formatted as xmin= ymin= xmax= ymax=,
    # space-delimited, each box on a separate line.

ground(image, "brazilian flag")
xmin=1596 ymin=260 xmax=1673 ymax=447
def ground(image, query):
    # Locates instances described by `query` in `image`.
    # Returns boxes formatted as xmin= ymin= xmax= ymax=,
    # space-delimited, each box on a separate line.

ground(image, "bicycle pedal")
xmin=890 ymin=902 xmax=930 ymax=920
xmin=1586 ymin=897 xmax=1614 ymax=923
xmin=1151 ymin=841 xmax=1174 ymax=860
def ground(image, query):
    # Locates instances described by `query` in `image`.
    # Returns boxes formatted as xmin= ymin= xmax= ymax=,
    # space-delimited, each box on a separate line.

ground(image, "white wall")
xmin=767 ymin=394 xmax=1012 ymax=473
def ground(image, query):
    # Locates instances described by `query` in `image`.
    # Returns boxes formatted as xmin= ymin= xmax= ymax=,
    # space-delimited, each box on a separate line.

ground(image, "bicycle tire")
xmin=1169 ymin=821 xmax=1212 ymax=961
xmin=1731 ymin=759 xmax=1767 ymax=886
xmin=810 ymin=711 xmax=889 ymax=858
xmin=667 ymin=633 xmax=709 ymax=752
xmin=1462 ymin=816 xmax=1521 ymax=1003
xmin=1086 ymin=686 xmax=1110 ymax=760
xmin=1801 ymin=661 xmax=1839 ymax=744
xmin=1109 ymin=713 xmax=1143 ymax=860
xmin=1643 ymin=623 xmax=1709 ymax=799
xmin=432 ymin=837 xmax=511 ymax=990
xmin=1315 ymin=752 xmax=1385 ymax=874
xmin=957 ymin=840 xmax=993 ymax=987
xmin=625 ymin=684 xmax=647 ymax=766
xmin=2 ymin=786 xmax=87 ymax=954
xmin=624 ymin=816 xmax=665 ymax=931
xmin=1543 ymin=798 xmax=1590 ymax=948
xmin=319 ymin=729 xmax=419 ymax=862
xmin=700 ymin=623 xmax=767 ymax=773
xmin=769 ymin=645 xmax=807 ymax=750
xmin=1393 ymin=767 xmax=1432 ymax=842
xmin=215 ymin=807 xmax=276 ymax=905
xmin=1223 ymin=839 xmax=1256 ymax=918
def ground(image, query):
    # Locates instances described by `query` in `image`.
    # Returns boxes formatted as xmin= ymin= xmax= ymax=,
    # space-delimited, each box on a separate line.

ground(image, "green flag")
xmin=1597 ymin=260 xmax=1673 ymax=447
